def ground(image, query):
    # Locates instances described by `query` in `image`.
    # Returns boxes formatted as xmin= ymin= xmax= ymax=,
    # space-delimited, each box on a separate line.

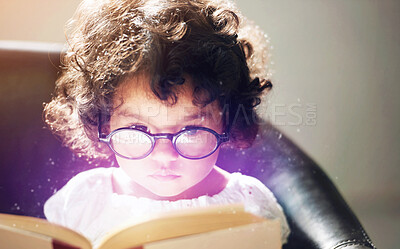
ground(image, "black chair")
xmin=0 ymin=41 xmax=376 ymax=249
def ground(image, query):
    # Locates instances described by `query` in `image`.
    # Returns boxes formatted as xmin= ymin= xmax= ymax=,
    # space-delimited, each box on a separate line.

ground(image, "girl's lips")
xmin=150 ymin=175 xmax=181 ymax=182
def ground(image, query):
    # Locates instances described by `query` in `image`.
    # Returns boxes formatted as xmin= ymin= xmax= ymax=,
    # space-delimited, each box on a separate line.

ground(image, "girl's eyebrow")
xmin=116 ymin=109 xmax=144 ymax=121
xmin=183 ymin=110 xmax=214 ymax=121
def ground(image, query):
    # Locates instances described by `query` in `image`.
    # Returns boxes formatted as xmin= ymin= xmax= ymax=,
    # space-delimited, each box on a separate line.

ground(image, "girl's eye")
xmin=185 ymin=129 xmax=199 ymax=136
xmin=183 ymin=125 xmax=203 ymax=134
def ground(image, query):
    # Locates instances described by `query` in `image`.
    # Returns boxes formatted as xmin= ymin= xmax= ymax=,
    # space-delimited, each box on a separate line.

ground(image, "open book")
xmin=0 ymin=203 xmax=281 ymax=249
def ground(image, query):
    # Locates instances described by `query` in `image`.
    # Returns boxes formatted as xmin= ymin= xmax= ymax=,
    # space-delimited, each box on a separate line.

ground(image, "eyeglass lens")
xmin=110 ymin=129 xmax=218 ymax=159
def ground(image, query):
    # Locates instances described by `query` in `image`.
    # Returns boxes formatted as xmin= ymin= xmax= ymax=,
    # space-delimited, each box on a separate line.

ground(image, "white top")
xmin=44 ymin=167 xmax=290 ymax=247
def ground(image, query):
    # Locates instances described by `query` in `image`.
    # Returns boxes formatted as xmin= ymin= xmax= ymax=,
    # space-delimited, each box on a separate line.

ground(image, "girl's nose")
xmin=150 ymin=138 xmax=179 ymax=162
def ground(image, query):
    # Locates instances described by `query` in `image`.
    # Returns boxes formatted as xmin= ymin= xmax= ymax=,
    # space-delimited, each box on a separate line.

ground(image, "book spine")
xmin=52 ymin=239 xmax=81 ymax=249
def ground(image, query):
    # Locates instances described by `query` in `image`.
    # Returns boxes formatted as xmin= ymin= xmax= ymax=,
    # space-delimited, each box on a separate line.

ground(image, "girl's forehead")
xmin=113 ymin=73 xmax=222 ymax=120
xmin=113 ymin=94 xmax=220 ymax=121
xmin=116 ymin=72 xmax=191 ymax=102
xmin=111 ymin=90 xmax=223 ymax=131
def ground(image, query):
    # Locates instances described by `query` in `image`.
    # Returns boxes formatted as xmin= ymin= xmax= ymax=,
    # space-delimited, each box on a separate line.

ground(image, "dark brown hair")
xmin=44 ymin=0 xmax=273 ymax=160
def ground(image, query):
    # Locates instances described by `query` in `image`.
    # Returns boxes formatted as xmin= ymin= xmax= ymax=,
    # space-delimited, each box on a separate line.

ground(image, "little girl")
xmin=43 ymin=0 xmax=290 ymax=247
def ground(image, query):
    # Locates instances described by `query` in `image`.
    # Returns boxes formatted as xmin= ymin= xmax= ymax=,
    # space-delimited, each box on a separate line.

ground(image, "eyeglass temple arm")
xmin=219 ymin=133 xmax=229 ymax=143
xmin=98 ymin=113 xmax=107 ymax=140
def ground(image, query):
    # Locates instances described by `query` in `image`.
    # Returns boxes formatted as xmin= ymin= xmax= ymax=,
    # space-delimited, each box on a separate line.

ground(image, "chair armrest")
xmin=340 ymin=246 xmax=375 ymax=249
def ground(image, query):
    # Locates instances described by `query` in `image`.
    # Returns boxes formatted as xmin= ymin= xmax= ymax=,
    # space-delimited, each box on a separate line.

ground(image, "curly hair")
xmin=44 ymin=0 xmax=273 ymax=160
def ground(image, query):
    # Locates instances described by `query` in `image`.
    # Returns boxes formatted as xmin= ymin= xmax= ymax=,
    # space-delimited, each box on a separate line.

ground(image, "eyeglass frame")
xmin=97 ymin=114 xmax=230 ymax=160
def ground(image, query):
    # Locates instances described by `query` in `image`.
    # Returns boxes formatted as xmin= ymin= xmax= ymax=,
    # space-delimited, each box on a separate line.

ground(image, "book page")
xmin=0 ymin=224 xmax=53 ymax=249
xmin=98 ymin=204 xmax=280 ymax=249
xmin=0 ymin=213 xmax=91 ymax=249
xmin=145 ymin=220 xmax=281 ymax=249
